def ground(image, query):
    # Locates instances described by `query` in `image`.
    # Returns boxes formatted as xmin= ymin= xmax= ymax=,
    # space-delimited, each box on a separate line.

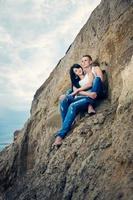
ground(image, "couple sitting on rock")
xmin=52 ymin=55 xmax=104 ymax=147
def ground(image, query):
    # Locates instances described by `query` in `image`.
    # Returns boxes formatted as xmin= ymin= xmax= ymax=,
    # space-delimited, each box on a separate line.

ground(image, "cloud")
xmin=0 ymin=27 xmax=13 ymax=44
xmin=0 ymin=0 xmax=101 ymax=111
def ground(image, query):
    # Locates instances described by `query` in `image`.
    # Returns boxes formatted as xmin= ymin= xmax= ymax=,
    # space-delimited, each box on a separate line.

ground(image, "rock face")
xmin=0 ymin=0 xmax=133 ymax=199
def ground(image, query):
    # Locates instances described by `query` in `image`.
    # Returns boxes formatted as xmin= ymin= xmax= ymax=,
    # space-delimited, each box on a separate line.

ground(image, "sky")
xmin=0 ymin=0 xmax=101 ymax=150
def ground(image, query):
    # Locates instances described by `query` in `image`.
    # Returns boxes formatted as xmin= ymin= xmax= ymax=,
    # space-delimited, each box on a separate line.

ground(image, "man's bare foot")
xmin=52 ymin=136 xmax=63 ymax=147
xmin=87 ymin=92 xmax=97 ymax=99
xmin=88 ymin=105 xmax=96 ymax=115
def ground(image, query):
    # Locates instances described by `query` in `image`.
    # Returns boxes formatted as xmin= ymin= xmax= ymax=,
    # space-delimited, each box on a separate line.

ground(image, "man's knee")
xmin=93 ymin=77 xmax=102 ymax=84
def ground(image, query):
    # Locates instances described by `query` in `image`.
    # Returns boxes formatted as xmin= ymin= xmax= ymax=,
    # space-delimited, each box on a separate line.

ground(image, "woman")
xmin=71 ymin=61 xmax=104 ymax=109
xmin=52 ymin=63 xmax=104 ymax=147
xmin=70 ymin=63 xmax=97 ymax=114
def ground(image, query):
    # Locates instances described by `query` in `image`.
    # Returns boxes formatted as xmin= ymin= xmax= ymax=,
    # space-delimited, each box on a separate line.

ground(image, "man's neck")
xmin=84 ymin=65 xmax=91 ymax=74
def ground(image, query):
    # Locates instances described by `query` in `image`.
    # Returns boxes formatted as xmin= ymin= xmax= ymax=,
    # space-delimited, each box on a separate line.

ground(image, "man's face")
xmin=81 ymin=56 xmax=92 ymax=72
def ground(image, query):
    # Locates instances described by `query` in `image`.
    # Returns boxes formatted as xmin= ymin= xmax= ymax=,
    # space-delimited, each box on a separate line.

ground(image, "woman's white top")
xmin=79 ymin=73 xmax=89 ymax=87
xmin=79 ymin=67 xmax=96 ymax=87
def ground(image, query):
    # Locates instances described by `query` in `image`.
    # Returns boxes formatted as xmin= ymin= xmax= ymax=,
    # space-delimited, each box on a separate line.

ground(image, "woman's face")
xmin=73 ymin=67 xmax=83 ymax=77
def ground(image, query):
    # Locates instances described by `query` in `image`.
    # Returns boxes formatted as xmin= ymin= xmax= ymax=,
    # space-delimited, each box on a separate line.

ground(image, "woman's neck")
xmin=79 ymin=74 xmax=84 ymax=80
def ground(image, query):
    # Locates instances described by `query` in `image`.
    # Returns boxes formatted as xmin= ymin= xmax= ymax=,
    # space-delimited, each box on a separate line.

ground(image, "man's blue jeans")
xmin=56 ymin=77 xmax=103 ymax=139
xmin=90 ymin=77 xmax=103 ymax=98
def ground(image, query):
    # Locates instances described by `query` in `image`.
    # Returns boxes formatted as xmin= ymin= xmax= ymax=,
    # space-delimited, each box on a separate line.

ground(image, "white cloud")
xmin=0 ymin=27 xmax=13 ymax=44
xmin=0 ymin=0 xmax=101 ymax=111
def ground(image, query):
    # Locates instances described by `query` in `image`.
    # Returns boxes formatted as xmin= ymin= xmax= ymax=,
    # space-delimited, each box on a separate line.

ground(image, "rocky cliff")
xmin=0 ymin=0 xmax=133 ymax=199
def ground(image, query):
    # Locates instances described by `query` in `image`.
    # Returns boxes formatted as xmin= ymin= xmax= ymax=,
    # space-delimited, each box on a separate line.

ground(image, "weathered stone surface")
xmin=0 ymin=0 xmax=133 ymax=199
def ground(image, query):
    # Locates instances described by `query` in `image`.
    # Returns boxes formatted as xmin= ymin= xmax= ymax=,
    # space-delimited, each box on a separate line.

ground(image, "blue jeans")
xmin=66 ymin=77 xmax=103 ymax=97
xmin=56 ymin=95 xmax=94 ymax=139
xmin=91 ymin=77 xmax=103 ymax=98
xmin=56 ymin=77 xmax=103 ymax=139
xmin=87 ymin=77 xmax=104 ymax=107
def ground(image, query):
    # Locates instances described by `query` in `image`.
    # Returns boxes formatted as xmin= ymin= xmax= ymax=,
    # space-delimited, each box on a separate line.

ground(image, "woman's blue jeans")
xmin=55 ymin=77 xmax=103 ymax=139
xmin=55 ymin=95 xmax=94 ymax=139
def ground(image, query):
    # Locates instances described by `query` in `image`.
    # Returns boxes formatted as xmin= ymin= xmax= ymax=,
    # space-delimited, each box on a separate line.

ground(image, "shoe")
xmin=51 ymin=143 xmax=62 ymax=151
xmin=88 ymin=111 xmax=96 ymax=116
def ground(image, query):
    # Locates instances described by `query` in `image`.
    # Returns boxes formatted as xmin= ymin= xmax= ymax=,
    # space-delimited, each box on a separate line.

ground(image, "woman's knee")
xmin=59 ymin=94 xmax=66 ymax=101
xmin=69 ymin=102 xmax=77 ymax=112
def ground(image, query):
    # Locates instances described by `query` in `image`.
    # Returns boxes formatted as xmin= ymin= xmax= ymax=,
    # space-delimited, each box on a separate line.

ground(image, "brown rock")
xmin=0 ymin=0 xmax=133 ymax=199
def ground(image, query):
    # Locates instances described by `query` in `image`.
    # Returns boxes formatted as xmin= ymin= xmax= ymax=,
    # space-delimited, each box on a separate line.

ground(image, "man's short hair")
xmin=82 ymin=55 xmax=92 ymax=61
xmin=91 ymin=60 xmax=100 ymax=67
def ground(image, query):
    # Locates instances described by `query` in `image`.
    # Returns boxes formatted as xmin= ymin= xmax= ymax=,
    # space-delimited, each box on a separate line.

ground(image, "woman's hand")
xmin=71 ymin=88 xmax=81 ymax=96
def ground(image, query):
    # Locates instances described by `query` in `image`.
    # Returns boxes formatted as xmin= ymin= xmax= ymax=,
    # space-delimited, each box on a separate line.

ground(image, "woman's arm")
xmin=78 ymin=91 xmax=97 ymax=99
xmin=70 ymin=86 xmax=79 ymax=96
xmin=75 ymin=72 xmax=94 ymax=94
xmin=73 ymin=86 xmax=78 ymax=92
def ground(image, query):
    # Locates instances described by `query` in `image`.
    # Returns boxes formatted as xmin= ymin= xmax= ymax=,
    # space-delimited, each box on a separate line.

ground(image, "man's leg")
xmin=91 ymin=77 xmax=103 ymax=96
xmin=85 ymin=77 xmax=103 ymax=100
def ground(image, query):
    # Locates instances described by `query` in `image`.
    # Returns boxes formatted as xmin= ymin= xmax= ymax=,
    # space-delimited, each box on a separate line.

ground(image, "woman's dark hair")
xmin=69 ymin=64 xmax=83 ymax=89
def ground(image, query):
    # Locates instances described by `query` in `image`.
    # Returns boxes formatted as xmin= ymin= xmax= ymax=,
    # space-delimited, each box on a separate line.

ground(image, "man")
xmin=71 ymin=55 xmax=97 ymax=114
xmin=73 ymin=55 xmax=103 ymax=98
xmin=52 ymin=55 xmax=103 ymax=147
xmin=59 ymin=55 xmax=95 ymax=101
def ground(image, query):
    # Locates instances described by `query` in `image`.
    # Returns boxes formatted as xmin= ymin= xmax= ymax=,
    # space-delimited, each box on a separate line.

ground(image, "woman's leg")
xmin=56 ymin=97 xmax=94 ymax=139
xmin=60 ymin=94 xmax=74 ymax=124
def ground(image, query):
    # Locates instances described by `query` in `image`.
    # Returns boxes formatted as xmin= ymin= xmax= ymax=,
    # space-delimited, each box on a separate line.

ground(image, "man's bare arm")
xmin=94 ymin=66 xmax=103 ymax=81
